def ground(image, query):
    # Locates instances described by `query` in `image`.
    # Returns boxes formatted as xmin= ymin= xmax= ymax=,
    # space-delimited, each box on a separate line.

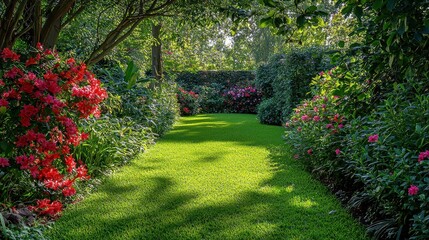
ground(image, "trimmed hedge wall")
xmin=175 ymin=71 xmax=255 ymax=91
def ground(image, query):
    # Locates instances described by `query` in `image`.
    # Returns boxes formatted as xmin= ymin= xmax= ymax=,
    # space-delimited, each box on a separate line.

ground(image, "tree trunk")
xmin=151 ymin=23 xmax=162 ymax=81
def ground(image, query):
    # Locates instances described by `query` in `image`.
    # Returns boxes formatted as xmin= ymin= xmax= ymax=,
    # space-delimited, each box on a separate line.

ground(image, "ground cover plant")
xmin=46 ymin=114 xmax=368 ymax=240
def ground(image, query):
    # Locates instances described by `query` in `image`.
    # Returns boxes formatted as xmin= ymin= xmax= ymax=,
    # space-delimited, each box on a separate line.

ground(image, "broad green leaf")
xmin=259 ymin=17 xmax=273 ymax=28
xmin=386 ymin=0 xmax=395 ymax=11
xmin=124 ymin=60 xmax=139 ymax=89
xmin=372 ymin=0 xmax=383 ymax=10
xmin=263 ymin=0 xmax=277 ymax=8
xmin=338 ymin=41 xmax=345 ymax=48
xmin=386 ymin=32 xmax=396 ymax=48
xmin=388 ymin=55 xmax=395 ymax=67
xmin=296 ymin=15 xmax=306 ymax=28
xmin=305 ymin=6 xmax=317 ymax=13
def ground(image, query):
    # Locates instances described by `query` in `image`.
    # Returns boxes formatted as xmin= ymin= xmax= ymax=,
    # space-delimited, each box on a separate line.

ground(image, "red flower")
xmin=183 ymin=107 xmax=190 ymax=114
xmin=62 ymin=187 xmax=76 ymax=197
xmin=1 ymin=48 xmax=20 ymax=62
xmin=0 ymin=98 xmax=8 ymax=107
xmin=307 ymin=149 xmax=313 ymax=155
xmin=313 ymin=116 xmax=320 ymax=122
xmin=368 ymin=134 xmax=379 ymax=143
xmin=418 ymin=150 xmax=429 ymax=163
xmin=32 ymin=199 xmax=62 ymax=216
xmin=0 ymin=157 xmax=10 ymax=167
xmin=408 ymin=185 xmax=419 ymax=196
xmin=335 ymin=149 xmax=341 ymax=155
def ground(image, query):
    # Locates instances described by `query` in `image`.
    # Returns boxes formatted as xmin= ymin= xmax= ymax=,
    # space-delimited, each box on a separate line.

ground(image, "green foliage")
xmin=346 ymin=84 xmax=429 ymax=239
xmin=285 ymin=65 xmax=429 ymax=239
xmin=337 ymin=0 xmax=429 ymax=95
xmin=194 ymin=83 xmax=226 ymax=113
xmin=145 ymin=81 xmax=180 ymax=136
xmin=256 ymin=98 xmax=282 ymax=125
xmin=73 ymin=117 xmax=155 ymax=177
xmin=255 ymin=47 xmax=331 ymax=125
xmin=175 ymin=70 xmax=255 ymax=91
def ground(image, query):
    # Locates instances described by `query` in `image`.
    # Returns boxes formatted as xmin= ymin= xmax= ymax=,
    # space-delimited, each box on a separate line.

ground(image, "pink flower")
xmin=285 ymin=122 xmax=290 ymax=128
xmin=313 ymin=107 xmax=319 ymax=112
xmin=408 ymin=185 xmax=419 ymax=196
xmin=326 ymin=124 xmax=333 ymax=129
xmin=313 ymin=116 xmax=320 ymax=122
xmin=301 ymin=115 xmax=310 ymax=121
xmin=307 ymin=149 xmax=313 ymax=155
xmin=335 ymin=149 xmax=341 ymax=155
xmin=338 ymin=124 xmax=344 ymax=129
xmin=368 ymin=134 xmax=379 ymax=143
xmin=418 ymin=150 xmax=429 ymax=163
xmin=0 ymin=157 xmax=10 ymax=167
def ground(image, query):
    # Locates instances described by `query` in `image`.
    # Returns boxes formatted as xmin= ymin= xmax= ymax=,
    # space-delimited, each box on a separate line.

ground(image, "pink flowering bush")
xmin=285 ymin=64 xmax=429 ymax=238
xmin=346 ymin=83 xmax=429 ymax=238
xmin=284 ymin=68 xmax=350 ymax=180
xmin=223 ymin=86 xmax=262 ymax=113
xmin=0 ymin=46 xmax=107 ymax=217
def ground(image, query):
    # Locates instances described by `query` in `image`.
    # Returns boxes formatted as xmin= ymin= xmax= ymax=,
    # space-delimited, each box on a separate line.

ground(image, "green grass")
xmin=46 ymin=114 xmax=368 ymax=240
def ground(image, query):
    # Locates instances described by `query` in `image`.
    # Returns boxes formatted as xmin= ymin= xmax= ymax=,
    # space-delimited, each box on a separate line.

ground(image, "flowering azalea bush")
xmin=285 ymin=65 xmax=429 ymax=238
xmin=0 ymin=46 xmax=107 ymax=217
xmin=284 ymin=69 xmax=349 ymax=180
xmin=345 ymin=84 xmax=429 ymax=239
xmin=223 ymin=86 xmax=262 ymax=113
xmin=177 ymin=87 xmax=199 ymax=116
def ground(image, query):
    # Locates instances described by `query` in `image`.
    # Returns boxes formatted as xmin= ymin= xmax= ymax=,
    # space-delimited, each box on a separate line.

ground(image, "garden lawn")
xmin=46 ymin=114 xmax=368 ymax=240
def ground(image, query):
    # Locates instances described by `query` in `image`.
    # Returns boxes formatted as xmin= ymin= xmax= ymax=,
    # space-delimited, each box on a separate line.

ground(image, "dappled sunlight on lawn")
xmin=47 ymin=114 xmax=367 ymax=240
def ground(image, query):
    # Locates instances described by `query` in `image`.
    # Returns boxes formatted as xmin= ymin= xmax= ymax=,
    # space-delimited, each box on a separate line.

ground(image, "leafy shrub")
xmin=195 ymin=83 xmax=225 ymax=113
xmin=223 ymin=86 xmax=262 ymax=114
xmin=257 ymin=98 xmax=282 ymax=125
xmin=95 ymin=61 xmax=179 ymax=136
xmin=73 ymin=117 xmax=155 ymax=177
xmin=345 ymin=84 xmax=429 ymax=239
xmin=0 ymin=46 xmax=106 ymax=216
xmin=144 ymin=81 xmax=179 ymax=136
xmin=177 ymin=88 xmax=199 ymax=116
xmin=255 ymin=47 xmax=331 ymax=125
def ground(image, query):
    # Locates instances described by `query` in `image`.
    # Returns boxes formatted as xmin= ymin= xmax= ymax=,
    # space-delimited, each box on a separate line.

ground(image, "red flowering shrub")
xmin=177 ymin=87 xmax=199 ymax=116
xmin=223 ymin=86 xmax=262 ymax=113
xmin=0 ymin=46 xmax=107 ymax=217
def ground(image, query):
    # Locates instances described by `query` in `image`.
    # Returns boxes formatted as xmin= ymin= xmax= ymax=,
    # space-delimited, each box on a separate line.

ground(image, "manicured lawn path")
xmin=46 ymin=114 xmax=368 ymax=240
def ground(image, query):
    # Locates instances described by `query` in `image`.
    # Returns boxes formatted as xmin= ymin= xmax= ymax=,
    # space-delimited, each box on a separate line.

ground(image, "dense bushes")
xmin=175 ymin=71 xmax=255 ymax=91
xmin=255 ymin=47 xmax=330 ymax=125
xmin=177 ymin=88 xmax=200 ymax=116
xmin=285 ymin=63 xmax=429 ymax=238
xmin=0 ymin=46 xmax=105 ymax=219
xmin=175 ymin=71 xmax=262 ymax=115
xmin=0 ymin=50 xmax=178 ymax=238
xmin=223 ymin=86 xmax=262 ymax=113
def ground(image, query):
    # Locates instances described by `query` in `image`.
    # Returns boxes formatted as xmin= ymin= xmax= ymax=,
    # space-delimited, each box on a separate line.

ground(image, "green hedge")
xmin=175 ymin=71 xmax=255 ymax=91
xmin=255 ymin=47 xmax=331 ymax=125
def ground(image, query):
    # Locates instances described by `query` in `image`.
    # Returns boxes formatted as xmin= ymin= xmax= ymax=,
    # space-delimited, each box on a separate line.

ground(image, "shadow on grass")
xmin=48 ymin=114 xmax=367 ymax=240
xmin=163 ymin=114 xmax=284 ymax=147
xmin=51 ymin=149 xmax=366 ymax=240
